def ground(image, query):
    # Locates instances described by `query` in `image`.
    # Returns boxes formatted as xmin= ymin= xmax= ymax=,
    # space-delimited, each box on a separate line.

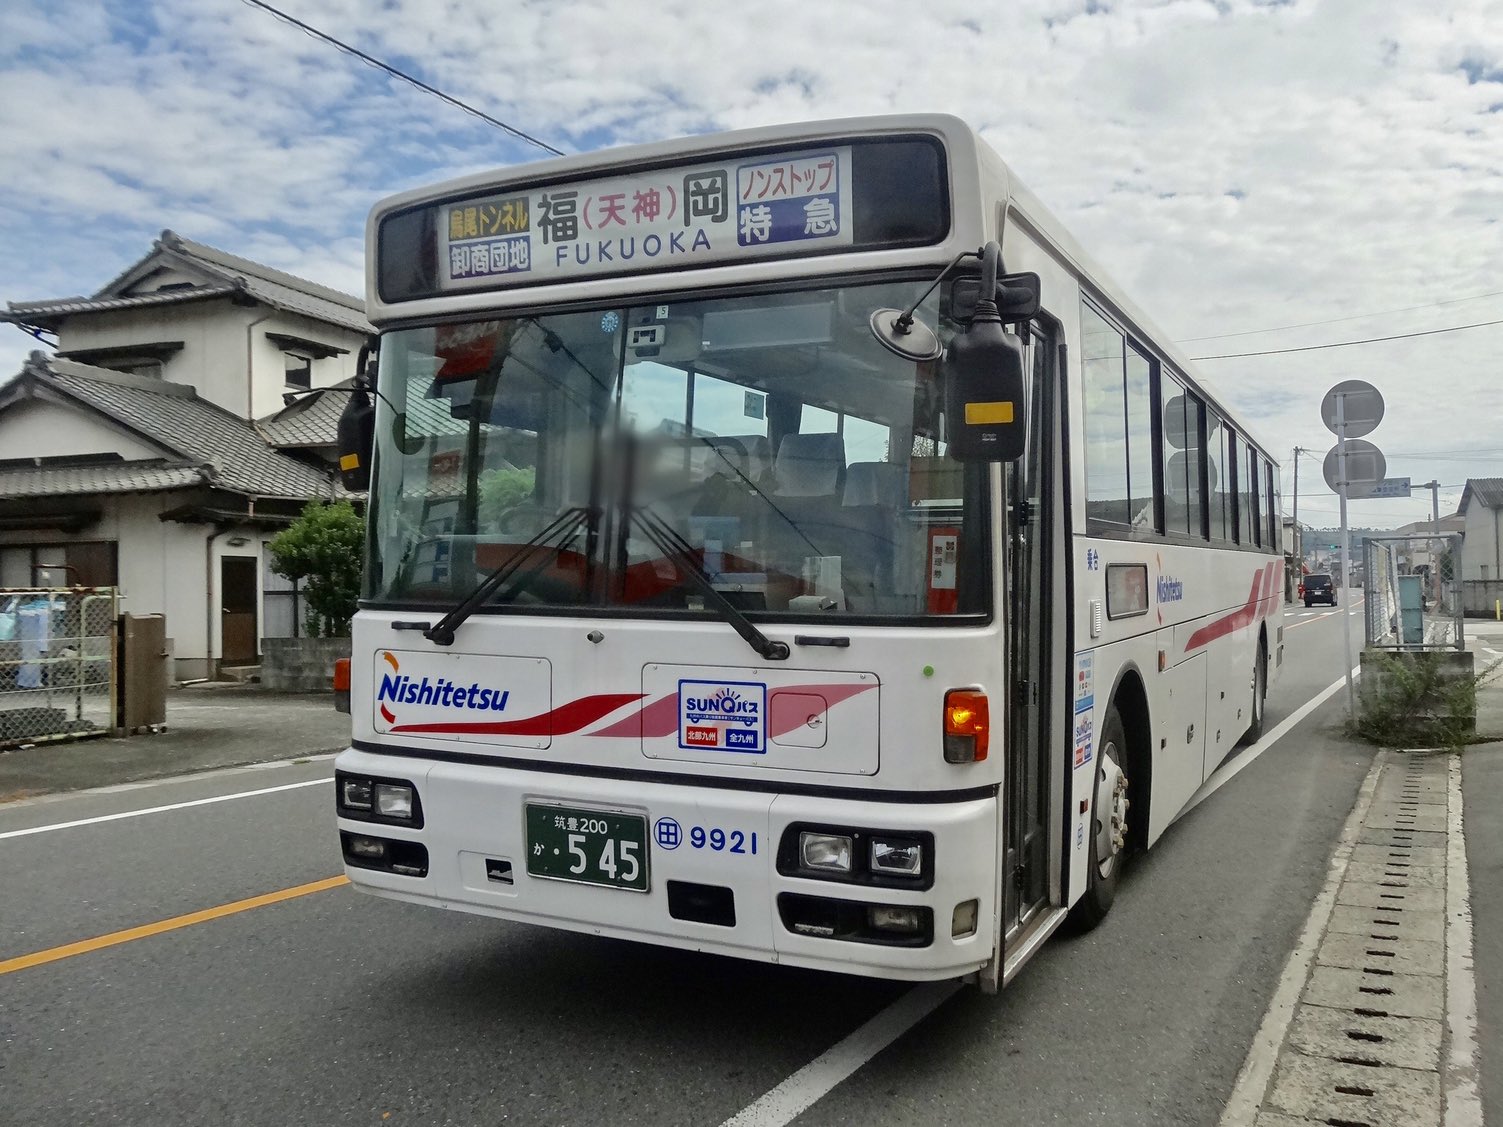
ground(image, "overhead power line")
xmin=239 ymin=0 xmax=565 ymax=157
xmin=1178 ymin=286 xmax=1503 ymax=343
xmin=1190 ymin=316 xmax=1503 ymax=360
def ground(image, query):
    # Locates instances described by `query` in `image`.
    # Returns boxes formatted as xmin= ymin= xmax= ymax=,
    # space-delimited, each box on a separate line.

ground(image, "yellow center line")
xmin=0 ymin=874 xmax=349 ymax=977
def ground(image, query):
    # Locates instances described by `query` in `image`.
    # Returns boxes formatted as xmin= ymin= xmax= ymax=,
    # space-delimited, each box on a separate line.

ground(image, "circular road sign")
xmin=1321 ymin=379 xmax=1384 ymax=438
xmin=1323 ymin=439 xmax=1387 ymax=497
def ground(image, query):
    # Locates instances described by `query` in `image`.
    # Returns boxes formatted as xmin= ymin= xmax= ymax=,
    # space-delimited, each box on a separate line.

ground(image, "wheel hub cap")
xmin=1095 ymin=748 xmax=1129 ymax=877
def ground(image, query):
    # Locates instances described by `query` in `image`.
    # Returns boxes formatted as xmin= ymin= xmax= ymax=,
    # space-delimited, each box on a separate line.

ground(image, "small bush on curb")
xmin=1352 ymin=651 xmax=1499 ymax=750
xmin=268 ymin=501 xmax=364 ymax=637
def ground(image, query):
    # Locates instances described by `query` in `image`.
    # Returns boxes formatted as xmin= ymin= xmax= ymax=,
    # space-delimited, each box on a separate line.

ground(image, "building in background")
xmin=0 ymin=231 xmax=371 ymax=679
xmin=1458 ymin=478 xmax=1503 ymax=583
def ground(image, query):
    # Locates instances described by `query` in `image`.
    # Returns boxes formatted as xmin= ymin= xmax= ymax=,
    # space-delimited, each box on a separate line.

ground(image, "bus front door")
xmin=1003 ymin=328 xmax=1056 ymax=942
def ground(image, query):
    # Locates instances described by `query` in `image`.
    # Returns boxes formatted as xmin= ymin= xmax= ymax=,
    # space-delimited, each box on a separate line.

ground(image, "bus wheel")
xmin=1070 ymin=705 xmax=1129 ymax=931
xmin=1240 ymin=639 xmax=1268 ymax=746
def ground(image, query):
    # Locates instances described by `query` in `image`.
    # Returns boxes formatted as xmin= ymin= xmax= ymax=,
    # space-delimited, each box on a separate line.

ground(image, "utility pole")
xmin=1292 ymin=446 xmax=1305 ymax=571
xmin=1422 ymin=478 xmax=1441 ymax=607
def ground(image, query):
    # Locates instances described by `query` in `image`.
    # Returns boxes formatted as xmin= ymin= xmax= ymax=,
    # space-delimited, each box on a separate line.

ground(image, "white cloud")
xmin=3 ymin=0 xmax=1502 ymax=524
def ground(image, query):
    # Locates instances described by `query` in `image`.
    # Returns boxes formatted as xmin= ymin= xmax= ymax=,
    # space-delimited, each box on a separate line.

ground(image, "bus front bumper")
xmin=333 ymin=747 xmax=998 ymax=982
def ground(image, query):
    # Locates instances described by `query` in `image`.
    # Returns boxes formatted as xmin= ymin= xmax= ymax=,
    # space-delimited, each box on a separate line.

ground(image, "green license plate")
xmin=524 ymin=803 xmax=649 ymax=892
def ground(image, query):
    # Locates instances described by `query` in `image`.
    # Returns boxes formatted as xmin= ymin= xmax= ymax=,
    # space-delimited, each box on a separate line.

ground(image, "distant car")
xmin=1303 ymin=573 xmax=1336 ymax=607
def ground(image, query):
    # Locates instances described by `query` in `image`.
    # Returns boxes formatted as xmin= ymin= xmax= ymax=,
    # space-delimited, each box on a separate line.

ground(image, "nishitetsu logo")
xmin=375 ymin=652 xmax=509 ymax=726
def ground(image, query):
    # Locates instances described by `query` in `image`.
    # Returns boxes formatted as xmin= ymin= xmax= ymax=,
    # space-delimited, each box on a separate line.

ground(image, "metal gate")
xmin=0 ymin=587 xmax=118 ymax=749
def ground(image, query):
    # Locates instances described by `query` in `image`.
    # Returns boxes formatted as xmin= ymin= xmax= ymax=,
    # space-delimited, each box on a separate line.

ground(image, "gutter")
xmin=244 ymin=299 xmax=274 ymax=420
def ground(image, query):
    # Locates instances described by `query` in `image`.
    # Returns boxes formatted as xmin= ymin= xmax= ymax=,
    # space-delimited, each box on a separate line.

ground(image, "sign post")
xmin=1321 ymin=380 xmax=1386 ymax=718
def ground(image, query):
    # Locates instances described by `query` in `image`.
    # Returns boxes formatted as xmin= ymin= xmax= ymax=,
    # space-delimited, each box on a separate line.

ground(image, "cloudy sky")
xmin=3 ymin=0 xmax=1501 ymax=526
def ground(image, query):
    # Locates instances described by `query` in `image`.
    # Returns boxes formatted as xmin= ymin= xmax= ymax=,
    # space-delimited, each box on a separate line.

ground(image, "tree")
xmin=268 ymin=501 xmax=365 ymax=637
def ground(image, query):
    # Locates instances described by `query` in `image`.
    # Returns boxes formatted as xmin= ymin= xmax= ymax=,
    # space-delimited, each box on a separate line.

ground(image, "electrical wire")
xmin=1190 ymin=316 xmax=1503 ymax=360
xmin=1178 ymin=286 xmax=1503 ymax=343
xmin=238 ymin=0 xmax=565 ymax=157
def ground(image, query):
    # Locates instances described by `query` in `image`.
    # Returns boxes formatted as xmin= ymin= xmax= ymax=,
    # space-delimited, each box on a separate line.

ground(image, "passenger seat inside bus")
xmin=766 ymin=433 xmax=853 ymax=599
xmin=839 ymin=462 xmax=905 ymax=606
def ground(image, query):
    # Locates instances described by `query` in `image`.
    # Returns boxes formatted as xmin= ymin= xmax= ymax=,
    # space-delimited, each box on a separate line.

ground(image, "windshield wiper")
xmin=631 ymin=507 xmax=789 ymax=662
xmin=424 ymin=507 xmax=592 ymax=646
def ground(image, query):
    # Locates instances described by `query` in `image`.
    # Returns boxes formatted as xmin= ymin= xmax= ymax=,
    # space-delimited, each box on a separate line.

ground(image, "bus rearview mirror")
xmin=943 ymin=306 xmax=1027 ymax=463
xmin=337 ymin=388 xmax=376 ymax=491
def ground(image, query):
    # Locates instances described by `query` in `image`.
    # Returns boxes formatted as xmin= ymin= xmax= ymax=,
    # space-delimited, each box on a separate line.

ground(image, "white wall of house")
xmin=0 ymin=399 xmax=167 ymax=460
xmin=59 ymin=302 xmax=255 ymax=417
xmin=1462 ymin=502 xmax=1502 ymax=580
xmin=56 ymin=302 xmax=365 ymax=421
xmin=0 ymin=494 xmax=211 ymax=676
xmin=247 ymin=309 xmax=367 ymax=420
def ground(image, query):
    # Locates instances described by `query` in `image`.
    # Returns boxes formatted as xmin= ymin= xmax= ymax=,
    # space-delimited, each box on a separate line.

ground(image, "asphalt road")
xmin=0 ymin=602 xmax=1377 ymax=1127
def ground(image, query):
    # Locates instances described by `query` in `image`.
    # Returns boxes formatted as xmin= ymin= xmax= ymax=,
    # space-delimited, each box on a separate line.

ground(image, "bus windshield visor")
xmin=364 ymin=280 xmax=991 ymax=620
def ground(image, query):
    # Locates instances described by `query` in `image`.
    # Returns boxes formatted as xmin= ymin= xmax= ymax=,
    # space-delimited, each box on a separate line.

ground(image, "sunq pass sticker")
xmin=678 ymin=680 xmax=767 ymax=753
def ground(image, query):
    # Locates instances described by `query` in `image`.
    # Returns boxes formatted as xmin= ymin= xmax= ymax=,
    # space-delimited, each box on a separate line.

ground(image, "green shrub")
xmin=268 ymin=501 xmax=365 ymax=637
xmin=1353 ymin=650 xmax=1496 ymax=749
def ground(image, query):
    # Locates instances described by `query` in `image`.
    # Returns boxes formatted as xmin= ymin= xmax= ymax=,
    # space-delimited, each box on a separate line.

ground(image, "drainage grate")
xmin=1250 ymin=751 xmax=1450 ymax=1127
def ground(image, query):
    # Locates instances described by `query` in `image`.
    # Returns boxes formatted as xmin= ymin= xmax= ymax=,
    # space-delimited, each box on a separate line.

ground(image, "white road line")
xmin=1217 ymin=750 xmax=1384 ymax=1127
xmin=718 ymin=980 xmax=961 ymax=1127
xmin=1181 ymin=667 xmax=1357 ymax=819
xmin=1445 ymin=755 xmax=1483 ymax=1127
xmin=0 ymin=778 xmax=331 ymax=841
xmin=0 ymin=752 xmax=340 ymax=811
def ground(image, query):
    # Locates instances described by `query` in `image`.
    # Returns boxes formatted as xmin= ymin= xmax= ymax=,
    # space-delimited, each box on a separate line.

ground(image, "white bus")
xmin=333 ymin=115 xmax=1283 ymax=991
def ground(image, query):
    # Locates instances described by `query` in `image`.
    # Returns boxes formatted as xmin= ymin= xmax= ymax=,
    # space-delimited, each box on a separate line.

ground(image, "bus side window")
xmin=1266 ymin=462 xmax=1279 ymax=551
xmin=1245 ymin=446 xmax=1261 ymax=547
xmin=1208 ymin=412 xmax=1231 ymax=541
xmin=1082 ymin=300 xmax=1154 ymax=534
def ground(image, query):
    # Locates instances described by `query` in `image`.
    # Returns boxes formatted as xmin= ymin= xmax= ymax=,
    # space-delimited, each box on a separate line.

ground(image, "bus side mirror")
xmin=337 ymin=386 xmax=376 ymax=491
xmin=943 ymin=248 xmax=1027 ymax=463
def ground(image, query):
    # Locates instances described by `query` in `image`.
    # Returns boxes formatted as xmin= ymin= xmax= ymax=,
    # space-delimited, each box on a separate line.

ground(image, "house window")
xmin=0 ymin=542 xmax=118 ymax=588
xmin=284 ymin=352 xmax=312 ymax=389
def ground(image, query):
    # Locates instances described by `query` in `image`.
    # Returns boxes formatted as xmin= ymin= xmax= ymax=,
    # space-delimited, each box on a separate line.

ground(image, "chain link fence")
xmin=0 ymin=587 xmax=118 ymax=749
xmin=1362 ymin=535 xmax=1463 ymax=651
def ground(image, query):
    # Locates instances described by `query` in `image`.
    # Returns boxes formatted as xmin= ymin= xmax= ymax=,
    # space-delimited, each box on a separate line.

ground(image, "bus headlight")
xmin=374 ymin=782 xmax=416 ymax=821
xmin=799 ymin=831 xmax=854 ymax=873
xmin=870 ymin=837 xmax=923 ymax=877
xmin=340 ymin=778 xmax=374 ymax=811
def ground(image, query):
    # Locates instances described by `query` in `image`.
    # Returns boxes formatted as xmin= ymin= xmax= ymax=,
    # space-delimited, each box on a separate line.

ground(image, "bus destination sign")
xmin=439 ymin=146 xmax=854 ymax=290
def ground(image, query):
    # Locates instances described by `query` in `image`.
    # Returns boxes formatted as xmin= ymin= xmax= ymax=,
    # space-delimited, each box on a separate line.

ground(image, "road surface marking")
xmin=1445 ymin=755 xmax=1483 ymax=1127
xmin=0 ymin=753 xmax=340 ymax=812
xmin=1217 ymin=751 xmax=1383 ymax=1126
xmin=0 ymin=777 xmax=330 ymax=840
xmin=0 ymin=875 xmax=349 ymax=977
xmin=1181 ymin=666 xmax=1358 ymax=819
xmin=721 ymin=666 xmax=1360 ymax=1127
xmin=717 ymin=980 xmax=961 ymax=1127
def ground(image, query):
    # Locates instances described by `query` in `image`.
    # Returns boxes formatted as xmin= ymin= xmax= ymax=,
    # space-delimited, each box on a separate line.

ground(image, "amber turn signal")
xmin=943 ymin=689 xmax=989 ymax=763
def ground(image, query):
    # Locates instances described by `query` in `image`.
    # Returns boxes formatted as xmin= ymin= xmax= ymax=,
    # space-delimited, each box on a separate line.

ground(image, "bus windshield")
xmin=364 ymin=278 xmax=990 ymax=620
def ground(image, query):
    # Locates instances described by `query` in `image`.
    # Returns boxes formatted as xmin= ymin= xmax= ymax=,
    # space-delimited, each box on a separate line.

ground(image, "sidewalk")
xmin=0 ymin=683 xmax=351 ymax=802
xmin=1221 ymin=641 xmax=1503 ymax=1127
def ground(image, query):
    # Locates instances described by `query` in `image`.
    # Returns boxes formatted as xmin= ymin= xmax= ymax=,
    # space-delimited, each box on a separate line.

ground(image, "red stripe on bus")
xmin=389 ymin=692 xmax=643 ymax=736
xmin=1184 ymin=571 xmax=1264 ymax=652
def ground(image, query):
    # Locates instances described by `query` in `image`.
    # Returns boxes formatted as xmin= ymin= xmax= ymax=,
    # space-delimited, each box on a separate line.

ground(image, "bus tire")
xmin=1069 ymin=704 xmax=1129 ymax=931
xmin=1240 ymin=637 xmax=1268 ymax=746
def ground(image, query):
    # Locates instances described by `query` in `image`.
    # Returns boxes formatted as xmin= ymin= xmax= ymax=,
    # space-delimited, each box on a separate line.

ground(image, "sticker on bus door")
xmin=679 ymin=679 xmax=766 ymax=753
xmin=927 ymin=527 xmax=959 ymax=615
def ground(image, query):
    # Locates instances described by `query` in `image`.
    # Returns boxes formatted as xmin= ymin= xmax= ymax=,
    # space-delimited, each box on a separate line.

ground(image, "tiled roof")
xmin=4 ymin=354 xmax=346 ymax=501
xmin=0 ymin=459 xmax=207 ymax=498
xmin=257 ymin=379 xmax=470 ymax=448
xmin=158 ymin=231 xmax=371 ymax=334
xmin=6 ymin=284 xmax=240 ymax=320
xmin=6 ymin=230 xmax=372 ymax=335
xmin=1461 ymin=478 xmax=1503 ymax=513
